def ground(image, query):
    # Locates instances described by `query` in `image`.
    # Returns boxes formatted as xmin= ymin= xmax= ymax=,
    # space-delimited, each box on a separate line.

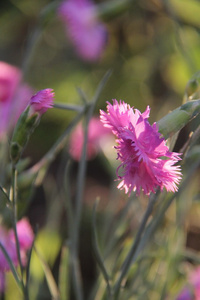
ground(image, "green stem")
xmin=113 ymin=191 xmax=159 ymax=299
xmin=12 ymin=167 xmax=23 ymax=275
xmin=69 ymin=71 xmax=111 ymax=300
xmin=21 ymin=2 xmax=58 ymax=78
xmin=97 ymin=0 xmax=132 ymax=20
xmin=24 ymin=109 xmax=86 ymax=185
xmin=64 ymin=161 xmax=84 ymax=299
xmin=24 ymin=243 xmax=35 ymax=300
xmin=53 ymin=103 xmax=84 ymax=112
xmin=0 ymin=185 xmax=11 ymax=205
xmin=136 ymin=158 xmax=200 ymax=257
xmin=21 ymin=26 xmax=42 ymax=78
xmin=11 ymin=166 xmax=27 ymax=298
xmin=92 ymin=199 xmax=112 ymax=298
xmin=0 ymin=243 xmax=22 ymax=288
xmin=70 ymin=112 xmax=90 ymax=300
xmin=64 ymin=161 xmax=74 ymax=236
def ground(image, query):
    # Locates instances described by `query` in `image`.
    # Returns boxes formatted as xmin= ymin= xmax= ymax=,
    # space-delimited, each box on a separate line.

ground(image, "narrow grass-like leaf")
xmin=58 ymin=245 xmax=70 ymax=300
xmin=92 ymin=199 xmax=112 ymax=297
xmin=0 ymin=243 xmax=22 ymax=289
xmin=34 ymin=246 xmax=60 ymax=300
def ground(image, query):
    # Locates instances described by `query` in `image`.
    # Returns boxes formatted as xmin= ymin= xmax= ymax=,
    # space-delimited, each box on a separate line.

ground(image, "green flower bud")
xmin=157 ymin=100 xmax=200 ymax=139
xmin=10 ymin=106 xmax=38 ymax=164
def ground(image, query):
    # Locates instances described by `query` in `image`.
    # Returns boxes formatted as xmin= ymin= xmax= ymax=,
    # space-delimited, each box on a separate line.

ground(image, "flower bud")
xmin=29 ymin=88 xmax=54 ymax=115
xmin=157 ymin=99 xmax=200 ymax=139
xmin=10 ymin=89 xmax=54 ymax=165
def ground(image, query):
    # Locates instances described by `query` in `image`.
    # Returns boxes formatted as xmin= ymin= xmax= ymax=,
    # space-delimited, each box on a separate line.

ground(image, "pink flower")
xmin=69 ymin=117 xmax=111 ymax=161
xmin=29 ymin=89 xmax=54 ymax=115
xmin=0 ymin=218 xmax=34 ymax=292
xmin=176 ymin=288 xmax=193 ymax=300
xmin=0 ymin=61 xmax=21 ymax=104
xmin=176 ymin=267 xmax=200 ymax=300
xmin=100 ymin=100 xmax=182 ymax=196
xmin=58 ymin=0 xmax=107 ymax=61
xmin=10 ymin=218 xmax=34 ymax=258
xmin=0 ymin=61 xmax=33 ymax=137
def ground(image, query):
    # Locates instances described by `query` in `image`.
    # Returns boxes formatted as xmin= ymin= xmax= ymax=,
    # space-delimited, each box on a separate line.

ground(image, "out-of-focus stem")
xmin=132 ymin=159 xmax=200 ymax=277
xmin=97 ymin=0 xmax=132 ymax=20
xmin=92 ymin=199 xmax=112 ymax=298
xmin=69 ymin=71 xmax=111 ymax=300
xmin=24 ymin=108 xmax=86 ymax=186
xmin=22 ymin=2 xmax=58 ymax=78
xmin=0 ymin=243 xmax=22 ymax=288
xmin=113 ymin=191 xmax=159 ymax=299
xmin=54 ymin=103 xmax=84 ymax=112
xmin=22 ymin=26 xmax=42 ymax=78
xmin=70 ymin=107 xmax=92 ymax=300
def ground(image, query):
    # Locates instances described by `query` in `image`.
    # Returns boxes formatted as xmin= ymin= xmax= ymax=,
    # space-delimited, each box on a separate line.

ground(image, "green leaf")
xmin=58 ymin=245 xmax=70 ymax=300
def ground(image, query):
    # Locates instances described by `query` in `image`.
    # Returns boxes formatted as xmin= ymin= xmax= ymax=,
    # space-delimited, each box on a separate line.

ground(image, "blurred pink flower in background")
xmin=29 ymin=88 xmax=54 ymax=115
xmin=0 ymin=61 xmax=33 ymax=138
xmin=0 ymin=218 xmax=34 ymax=292
xmin=69 ymin=117 xmax=111 ymax=161
xmin=176 ymin=267 xmax=200 ymax=300
xmin=100 ymin=100 xmax=182 ymax=196
xmin=58 ymin=0 xmax=108 ymax=61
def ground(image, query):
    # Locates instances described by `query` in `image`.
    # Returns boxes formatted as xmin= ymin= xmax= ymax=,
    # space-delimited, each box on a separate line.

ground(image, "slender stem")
xmin=113 ymin=191 xmax=159 ymax=299
xmin=76 ymin=88 xmax=88 ymax=105
xmin=0 ymin=243 xmax=22 ymax=288
xmin=21 ymin=26 xmax=42 ymax=78
xmin=21 ymin=2 xmax=58 ymax=78
xmin=70 ymin=113 xmax=89 ymax=300
xmin=64 ymin=161 xmax=74 ymax=235
xmin=136 ymin=159 xmax=200 ymax=257
xmin=180 ymin=124 xmax=200 ymax=157
xmin=72 ymin=70 xmax=112 ymax=249
xmin=92 ymin=199 xmax=112 ymax=298
xmin=0 ymin=185 xmax=11 ymax=205
xmin=63 ymin=160 xmax=83 ymax=299
xmin=12 ymin=167 xmax=23 ymax=275
xmin=11 ymin=166 xmax=27 ymax=298
xmin=69 ymin=71 xmax=112 ymax=300
xmin=70 ymin=252 xmax=84 ymax=300
xmin=63 ymin=160 xmax=77 ymax=296
xmin=97 ymin=0 xmax=132 ymax=19
xmin=53 ymin=103 xmax=84 ymax=112
xmin=24 ymin=109 xmax=85 ymax=185
xmin=24 ymin=245 xmax=34 ymax=300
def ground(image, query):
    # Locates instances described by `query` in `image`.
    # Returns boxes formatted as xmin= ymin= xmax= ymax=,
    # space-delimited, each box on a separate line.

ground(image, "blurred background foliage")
xmin=1 ymin=0 xmax=200 ymax=299
xmin=2 ymin=0 xmax=200 ymax=119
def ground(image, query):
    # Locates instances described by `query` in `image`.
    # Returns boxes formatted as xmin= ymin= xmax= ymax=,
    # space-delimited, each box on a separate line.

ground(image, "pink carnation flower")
xmin=176 ymin=288 xmax=193 ymax=300
xmin=29 ymin=88 xmax=54 ymax=115
xmin=0 ymin=218 xmax=34 ymax=292
xmin=100 ymin=100 xmax=182 ymax=195
xmin=176 ymin=267 xmax=200 ymax=300
xmin=69 ymin=117 xmax=111 ymax=161
xmin=0 ymin=61 xmax=33 ymax=138
xmin=58 ymin=0 xmax=107 ymax=61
